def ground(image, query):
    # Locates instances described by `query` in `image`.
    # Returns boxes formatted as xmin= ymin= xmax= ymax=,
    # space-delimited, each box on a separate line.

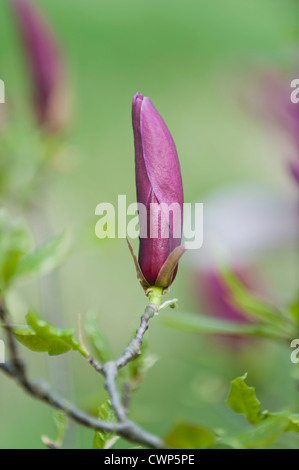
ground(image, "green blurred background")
xmin=0 ymin=0 xmax=299 ymax=449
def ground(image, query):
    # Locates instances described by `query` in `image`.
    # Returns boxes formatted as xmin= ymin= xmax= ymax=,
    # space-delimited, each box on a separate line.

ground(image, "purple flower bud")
xmin=128 ymin=92 xmax=185 ymax=290
xmin=10 ymin=0 xmax=70 ymax=133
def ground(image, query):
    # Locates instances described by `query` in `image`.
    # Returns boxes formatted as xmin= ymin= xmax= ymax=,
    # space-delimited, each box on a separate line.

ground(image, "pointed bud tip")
xmin=134 ymin=91 xmax=144 ymax=99
xmin=132 ymin=92 xmax=145 ymax=108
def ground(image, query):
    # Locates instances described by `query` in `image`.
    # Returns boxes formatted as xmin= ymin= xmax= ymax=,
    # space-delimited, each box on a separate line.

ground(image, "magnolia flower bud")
xmin=10 ymin=0 xmax=70 ymax=133
xmin=128 ymin=93 xmax=185 ymax=291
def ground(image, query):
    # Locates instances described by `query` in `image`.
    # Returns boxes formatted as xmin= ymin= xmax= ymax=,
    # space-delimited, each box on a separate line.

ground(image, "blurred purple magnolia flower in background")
xmin=10 ymin=0 xmax=70 ymax=133
xmin=189 ymin=186 xmax=299 ymax=330
xmin=247 ymin=68 xmax=299 ymax=187
xmin=128 ymin=92 xmax=185 ymax=290
xmin=195 ymin=268 xmax=257 ymax=324
xmin=190 ymin=67 xmax=299 ymax=339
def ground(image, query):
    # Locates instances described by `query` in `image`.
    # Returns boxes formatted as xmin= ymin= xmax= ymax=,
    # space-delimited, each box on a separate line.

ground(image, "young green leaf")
xmin=10 ymin=324 xmax=55 ymax=353
xmin=286 ymin=414 xmax=299 ymax=433
xmin=7 ymin=311 xmax=87 ymax=356
xmin=223 ymin=414 xmax=289 ymax=449
xmin=227 ymin=373 xmax=262 ymax=424
xmin=93 ymin=400 xmax=119 ymax=450
xmin=25 ymin=311 xmax=87 ymax=356
xmin=160 ymin=310 xmax=284 ymax=339
xmin=221 ymin=269 xmax=293 ymax=336
xmin=225 ymin=375 xmax=299 ymax=448
xmin=15 ymin=232 xmax=71 ymax=278
xmin=0 ymin=212 xmax=31 ymax=289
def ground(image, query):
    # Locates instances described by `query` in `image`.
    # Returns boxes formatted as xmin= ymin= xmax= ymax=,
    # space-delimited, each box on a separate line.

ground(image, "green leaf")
xmin=286 ymin=414 xmax=299 ymax=433
xmin=221 ymin=269 xmax=286 ymax=329
xmin=160 ymin=310 xmax=283 ymax=339
xmin=0 ymin=212 xmax=71 ymax=290
xmin=227 ymin=373 xmax=262 ymax=424
xmin=10 ymin=311 xmax=87 ymax=356
xmin=16 ymin=232 xmax=71 ymax=278
xmin=225 ymin=374 xmax=299 ymax=448
xmin=224 ymin=415 xmax=289 ymax=449
xmin=165 ymin=422 xmax=215 ymax=449
xmin=11 ymin=324 xmax=55 ymax=353
xmin=26 ymin=311 xmax=87 ymax=356
xmin=93 ymin=401 xmax=119 ymax=450
xmin=289 ymin=297 xmax=299 ymax=324
xmin=0 ymin=212 xmax=31 ymax=289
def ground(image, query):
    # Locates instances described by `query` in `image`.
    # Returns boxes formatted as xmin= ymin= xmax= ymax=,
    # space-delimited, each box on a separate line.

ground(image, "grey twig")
xmin=87 ymin=303 xmax=158 ymax=426
xmin=88 ymin=303 xmax=157 ymax=374
xmin=0 ymin=300 xmax=26 ymax=379
xmin=103 ymin=361 xmax=127 ymax=422
xmin=117 ymin=303 xmax=157 ymax=369
xmin=0 ymin=300 xmax=163 ymax=449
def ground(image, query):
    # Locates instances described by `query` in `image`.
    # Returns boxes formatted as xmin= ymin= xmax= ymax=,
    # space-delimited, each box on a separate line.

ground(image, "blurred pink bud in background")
xmin=10 ymin=0 xmax=71 ymax=133
xmin=188 ymin=186 xmax=299 ymax=343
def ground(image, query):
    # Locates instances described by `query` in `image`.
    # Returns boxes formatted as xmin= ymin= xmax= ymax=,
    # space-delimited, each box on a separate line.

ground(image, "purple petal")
xmin=140 ymin=96 xmax=183 ymax=210
xmin=290 ymin=161 xmax=299 ymax=186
